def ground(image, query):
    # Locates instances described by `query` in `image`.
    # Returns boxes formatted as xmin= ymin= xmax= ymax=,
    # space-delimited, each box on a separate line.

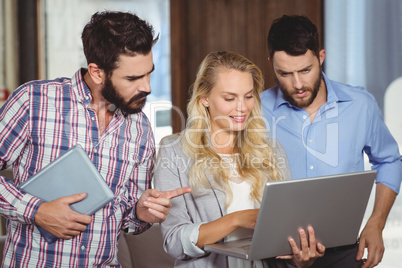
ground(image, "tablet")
xmin=19 ymin=144 xmax=114 ymax=243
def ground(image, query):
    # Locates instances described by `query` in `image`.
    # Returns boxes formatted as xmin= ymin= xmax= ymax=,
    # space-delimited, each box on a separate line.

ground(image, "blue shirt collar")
xmin=323 ymin=72 xmax=353 ymax=104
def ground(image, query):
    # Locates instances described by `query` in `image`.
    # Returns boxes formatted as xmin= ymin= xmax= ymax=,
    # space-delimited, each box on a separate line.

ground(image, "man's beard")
xmin=275 ymin=71 xmax=322 ymax=109
xmin=101 ymin=76 xmax=149 ymax=114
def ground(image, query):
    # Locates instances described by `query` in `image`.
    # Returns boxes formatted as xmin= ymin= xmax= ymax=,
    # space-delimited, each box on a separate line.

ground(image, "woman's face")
xmin=201 ymin=68 xmax=255 ymax=139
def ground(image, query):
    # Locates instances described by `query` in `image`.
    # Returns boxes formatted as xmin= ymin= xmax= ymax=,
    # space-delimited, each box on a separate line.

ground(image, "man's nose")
xmin=138 ymin=76 xmax=151 ymax=93
xmin=293 ymin=74 xmax=303 ymax=90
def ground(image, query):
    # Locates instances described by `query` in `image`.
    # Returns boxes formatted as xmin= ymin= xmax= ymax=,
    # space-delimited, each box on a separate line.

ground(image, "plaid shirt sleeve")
xmin=0 ymin=85 xmax=44 ymax=224
xmin=122 ymin=116 xmax=155 ymax=234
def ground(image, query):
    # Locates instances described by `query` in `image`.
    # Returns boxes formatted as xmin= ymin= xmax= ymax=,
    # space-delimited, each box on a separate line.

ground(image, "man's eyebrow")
xmin=298 ymin=64 xmax=313 ymax=71
xmin=277 ymin=64 xmax=313 ymax=74
xmin=276 ymin=68 xmax=291 ymax=75
xmin=125 ymin=64 xmax=155 ymax=80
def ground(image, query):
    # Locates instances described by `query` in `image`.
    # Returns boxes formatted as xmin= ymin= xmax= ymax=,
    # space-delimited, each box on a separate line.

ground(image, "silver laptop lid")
xmin=248 ymin=170 xmax=376 ymax=260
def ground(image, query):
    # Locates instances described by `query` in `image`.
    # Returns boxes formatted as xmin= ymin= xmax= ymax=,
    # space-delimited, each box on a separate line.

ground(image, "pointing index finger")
xmin=162 ymin=187 xmax=191 ymax=199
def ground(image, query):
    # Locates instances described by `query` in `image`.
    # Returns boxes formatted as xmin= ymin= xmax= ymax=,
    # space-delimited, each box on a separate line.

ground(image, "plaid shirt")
xmin=0 ymin=69 xmax=155 ymax=267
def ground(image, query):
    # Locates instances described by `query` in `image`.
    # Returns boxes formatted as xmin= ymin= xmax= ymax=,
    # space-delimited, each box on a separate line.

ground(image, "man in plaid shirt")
xmin=0 ymin=11 xmax=190 ymax=267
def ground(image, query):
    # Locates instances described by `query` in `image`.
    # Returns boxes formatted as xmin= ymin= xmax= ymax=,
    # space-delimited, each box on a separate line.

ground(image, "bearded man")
xmin=261 ymin=15 xmax=401 ymax=268
xmin=0 ymin=11 xmax=190 ymax=267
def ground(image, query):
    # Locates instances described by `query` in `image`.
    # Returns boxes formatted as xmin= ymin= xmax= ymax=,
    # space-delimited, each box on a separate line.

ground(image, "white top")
xmin=227 ymin=180 xmax=255 ymax=213
xmin=181 ymin=153 xmax=263 ymax=268
xmin=226 ymin=180 xmax=255 ymax=242
xmin=220 ymin=154 xmax=263 ymax=268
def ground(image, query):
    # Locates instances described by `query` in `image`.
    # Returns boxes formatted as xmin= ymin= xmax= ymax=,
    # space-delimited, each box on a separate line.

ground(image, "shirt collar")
xmin=72 ymin=68 xmax=93 ymax=105
xmin=322 ymin=72 xmax=352 ymax=103
xmin=71 ymin=68 xmax=127 ymax=117
xmin=273 ymin=72 xmax=352 ymax=110
xmin=273 ymin=88 xmax=288 ymax=110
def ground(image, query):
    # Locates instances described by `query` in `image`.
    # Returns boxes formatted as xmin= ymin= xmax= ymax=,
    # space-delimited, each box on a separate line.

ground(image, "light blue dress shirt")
xmin=261 ymin=72 xmax=401 ymax=194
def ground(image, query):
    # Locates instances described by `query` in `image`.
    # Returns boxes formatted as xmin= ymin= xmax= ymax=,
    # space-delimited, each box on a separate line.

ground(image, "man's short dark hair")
xmin=81 ymin=11 xmax=159 ymax=74
xmin=267 ymin=15 xmax=320 ymax=59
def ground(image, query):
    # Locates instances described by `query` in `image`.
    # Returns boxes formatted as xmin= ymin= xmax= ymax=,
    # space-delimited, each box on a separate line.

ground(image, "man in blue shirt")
xmin=261 ymin=15 xmax=401 ymax=268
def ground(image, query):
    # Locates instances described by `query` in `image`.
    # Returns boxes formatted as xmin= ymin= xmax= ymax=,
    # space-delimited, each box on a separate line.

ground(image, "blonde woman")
xmin=154 ymin=51 xmax=325 ymax=267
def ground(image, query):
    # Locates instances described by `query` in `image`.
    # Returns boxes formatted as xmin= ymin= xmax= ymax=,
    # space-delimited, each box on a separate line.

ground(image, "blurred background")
xmin=0 ymin=0 xmax=401 ymax=267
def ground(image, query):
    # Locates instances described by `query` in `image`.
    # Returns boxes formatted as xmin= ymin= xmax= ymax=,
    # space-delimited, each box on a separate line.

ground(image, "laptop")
xmin=19 ymin=144 xmax=115 ymax=243
xmin=204 ymin=170 xmax=376 ymax=260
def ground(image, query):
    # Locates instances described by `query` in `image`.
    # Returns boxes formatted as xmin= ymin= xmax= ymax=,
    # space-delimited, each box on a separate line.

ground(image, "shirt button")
xmin=303 ymin=115 xmax=308 ymax=120
xmin=309 ymin=139 xmax=313 ymax=143
xmin=85 ymin=96 xmax=89 ymax=100
xmin=94 ymin=148 xmax=98 ymax=153
xmin=81 ymin=245 xmax=85 ymax=250
xmin=309 ymin=165 xmax=314 ymax=170
xmin=91 ymin=117 xmax=95 ymax=121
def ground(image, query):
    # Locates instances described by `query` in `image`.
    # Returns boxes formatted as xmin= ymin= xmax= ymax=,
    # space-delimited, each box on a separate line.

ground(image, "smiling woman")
xmin=200 ymin=69 xmax=255 ymax=148
xmin=153 ymin=51 xmax=326 ymax=268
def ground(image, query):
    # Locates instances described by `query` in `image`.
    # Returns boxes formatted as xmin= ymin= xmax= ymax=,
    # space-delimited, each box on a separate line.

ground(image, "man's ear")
xmin=318 ymin=49 xmax=326 ymax=66
xmin=87 ymin=63 xmax=105 ymax=85
xmin=268 ymin=56 xmax=273 ymax=64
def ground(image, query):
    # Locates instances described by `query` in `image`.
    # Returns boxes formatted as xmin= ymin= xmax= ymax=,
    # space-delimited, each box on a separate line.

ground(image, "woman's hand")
xmin=233 ymin=209 xmax=259 ymax=229
xmin=276 ymin=225 xmax=325 ymax=268
xmin=197 ymin=209 xmax=259 ymax=248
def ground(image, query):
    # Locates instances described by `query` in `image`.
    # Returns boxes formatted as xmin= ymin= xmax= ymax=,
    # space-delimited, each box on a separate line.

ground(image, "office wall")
xmin=170 ymin=0 xmax=324 ymax=133
xmin=0 ymin=0 xmax=19 ymax=99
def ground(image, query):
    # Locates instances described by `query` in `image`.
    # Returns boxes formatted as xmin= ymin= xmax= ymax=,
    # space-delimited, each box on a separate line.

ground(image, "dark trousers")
xmin=265 ymin=243 xmax=363 ymax=268
xmin=310 ymin=243 xmax=363 ymax=268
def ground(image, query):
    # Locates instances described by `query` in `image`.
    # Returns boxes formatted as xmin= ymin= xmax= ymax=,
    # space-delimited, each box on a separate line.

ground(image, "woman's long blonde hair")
xmin=182 ymin=51 xmax=284 ymax=207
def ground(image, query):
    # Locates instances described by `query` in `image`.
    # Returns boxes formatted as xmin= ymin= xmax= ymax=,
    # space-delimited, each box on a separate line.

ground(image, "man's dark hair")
xmin=267 ymin=15 xmax=320 ymax=59
xmin=81 ymin=11 xmax=159 ymax=74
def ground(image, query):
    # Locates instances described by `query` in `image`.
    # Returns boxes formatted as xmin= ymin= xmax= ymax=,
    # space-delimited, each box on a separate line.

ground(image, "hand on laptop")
xmin=276 ymin=225 xmax=325 ymax=268
xmin=136 ymin=187 xmax=192 ymax=223
xmin=195 ymin=209 xmax=259 ymax=249
xmin=34 ymin=193 xmax=93 ymax=240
